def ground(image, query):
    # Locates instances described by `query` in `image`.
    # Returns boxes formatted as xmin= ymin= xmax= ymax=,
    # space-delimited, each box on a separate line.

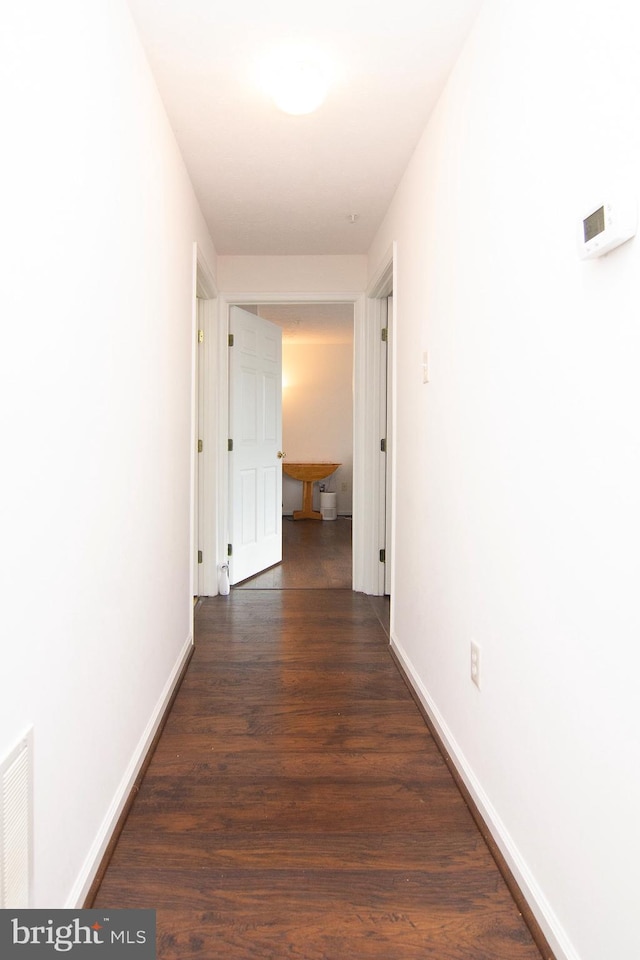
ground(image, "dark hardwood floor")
xmin=90 ymin=522 xmax=544 ymax=960
xmin=236 ymin=516 xmax=353 ymax=590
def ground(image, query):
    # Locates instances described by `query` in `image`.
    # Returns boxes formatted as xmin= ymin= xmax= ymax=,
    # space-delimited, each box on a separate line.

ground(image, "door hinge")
xmin=379 ymin=548 xmax=386 ymax=563
xmin=228 ymin=438 xmax=233 ymax=452
xmin=228 ymin=333 xmax=234 ymax=347
xmin=197 ymin=439 xmax=203 ymax=453
xmin=380 ymin=438 xmax=387 ymax=453
xmin=227 ymin=543 xmax=233 ymax=557
xmin=381 ymin=327 xmax=388 ymax=342
xmin=198 ymin=329 xmax=204 ymax=343
xmin=197 ymin=550 xmax=203 ymax=564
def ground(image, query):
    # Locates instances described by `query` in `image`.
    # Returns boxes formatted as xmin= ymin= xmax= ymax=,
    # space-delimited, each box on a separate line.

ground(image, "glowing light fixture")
xmin=259 ymin=47 xmax=331 ymax=116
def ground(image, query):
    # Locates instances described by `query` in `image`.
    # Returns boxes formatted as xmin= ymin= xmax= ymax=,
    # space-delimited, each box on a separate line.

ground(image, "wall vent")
xmin=0 ymin=729 xmax=33 ymax=908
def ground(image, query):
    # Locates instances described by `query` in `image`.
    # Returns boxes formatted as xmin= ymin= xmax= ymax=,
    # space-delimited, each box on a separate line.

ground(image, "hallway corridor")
xmin=91 ymin=574 xmax=545 ymax=958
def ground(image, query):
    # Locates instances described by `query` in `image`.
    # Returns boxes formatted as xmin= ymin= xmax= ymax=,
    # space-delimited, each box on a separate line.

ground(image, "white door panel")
xmin=229 ymin=306 xmax=283 ymax=584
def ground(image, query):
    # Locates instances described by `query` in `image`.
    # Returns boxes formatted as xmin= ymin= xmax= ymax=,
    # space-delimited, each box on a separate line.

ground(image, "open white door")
xmin=228 ymin=305 xmax=283 ymax=585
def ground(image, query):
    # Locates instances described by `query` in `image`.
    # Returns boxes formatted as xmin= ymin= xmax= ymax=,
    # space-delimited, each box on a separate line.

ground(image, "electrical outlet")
xmin=341 ymin=482 xmax=348 ymax=492
xmin=470 ymin=641 xmax=481 ymax=689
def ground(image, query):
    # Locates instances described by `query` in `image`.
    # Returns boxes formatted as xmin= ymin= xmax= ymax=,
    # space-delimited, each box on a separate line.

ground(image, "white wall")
xmin=0 ymin=1 xmax=216 ymax=906
xmin=282 ymin=341 xmax=354 ymax=515
xmin=218 ymin=254 xmax=366 ymax=293
xmin=368 ymin=2 xmax=640 ymax=959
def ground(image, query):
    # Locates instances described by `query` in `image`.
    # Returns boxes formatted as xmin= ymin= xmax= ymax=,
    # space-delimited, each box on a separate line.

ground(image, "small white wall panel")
xmin=0 ymin=730 xmax=32 ymax=908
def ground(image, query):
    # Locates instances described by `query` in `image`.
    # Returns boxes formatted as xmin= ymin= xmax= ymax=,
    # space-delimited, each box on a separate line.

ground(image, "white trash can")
xmin=320 ymin=491 xmax=338 ymax=520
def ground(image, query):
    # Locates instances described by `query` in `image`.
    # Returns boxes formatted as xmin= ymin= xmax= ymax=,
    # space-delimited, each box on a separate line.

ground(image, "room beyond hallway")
xmin=90 ymin=585 xmax=544 ymax=959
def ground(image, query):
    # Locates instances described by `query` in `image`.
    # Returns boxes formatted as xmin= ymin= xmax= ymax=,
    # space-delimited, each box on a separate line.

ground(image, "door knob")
xmin=277 ymin=451 xmax=286 ymax=459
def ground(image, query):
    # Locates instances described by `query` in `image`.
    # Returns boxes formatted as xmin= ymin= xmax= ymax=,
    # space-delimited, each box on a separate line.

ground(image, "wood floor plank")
xmin=92 ymin=584 xmax=544 ymax=960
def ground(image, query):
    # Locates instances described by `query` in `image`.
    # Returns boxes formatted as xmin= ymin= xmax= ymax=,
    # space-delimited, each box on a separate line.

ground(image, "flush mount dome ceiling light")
xmin=259 ymin=47 xmax=331 ymax=116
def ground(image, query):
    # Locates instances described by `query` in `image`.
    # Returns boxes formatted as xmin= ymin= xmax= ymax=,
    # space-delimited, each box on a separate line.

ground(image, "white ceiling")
xmin=126 ymin=0 xmax=484 ymax=256
xmin=252 ymin=302 xmax=354 ymax=344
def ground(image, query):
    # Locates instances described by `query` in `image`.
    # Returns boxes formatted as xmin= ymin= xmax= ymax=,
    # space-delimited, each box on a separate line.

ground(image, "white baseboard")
xmin=67 ymin=633 xmax=194 ymax=908
xmin=390 ymin=633 xmax=579 ymax=960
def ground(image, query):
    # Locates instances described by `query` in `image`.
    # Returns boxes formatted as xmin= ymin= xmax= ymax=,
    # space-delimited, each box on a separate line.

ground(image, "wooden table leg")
xmin=293 ymin=479 xmax=322 ymax=520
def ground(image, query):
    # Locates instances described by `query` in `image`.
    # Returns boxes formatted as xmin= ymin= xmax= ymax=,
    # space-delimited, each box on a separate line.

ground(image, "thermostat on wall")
xmin=579 ymin=197 xmax=637 ymax=259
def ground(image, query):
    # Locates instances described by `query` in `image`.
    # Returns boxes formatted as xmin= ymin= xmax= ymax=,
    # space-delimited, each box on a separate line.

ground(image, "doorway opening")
xmin=234 ymin=301 xmax=355 ymax=588
xmin=207 ymin=276 xmax=394 ymax=598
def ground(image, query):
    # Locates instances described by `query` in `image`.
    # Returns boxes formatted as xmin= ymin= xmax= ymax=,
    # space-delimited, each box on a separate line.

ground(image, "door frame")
xmin=207 ymin=277 xmax=395 ymax=596
xmin=357 ymin=245 xmax=396 ymax=596
xmin=191 ymin=243 xmax=218 ymax=601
